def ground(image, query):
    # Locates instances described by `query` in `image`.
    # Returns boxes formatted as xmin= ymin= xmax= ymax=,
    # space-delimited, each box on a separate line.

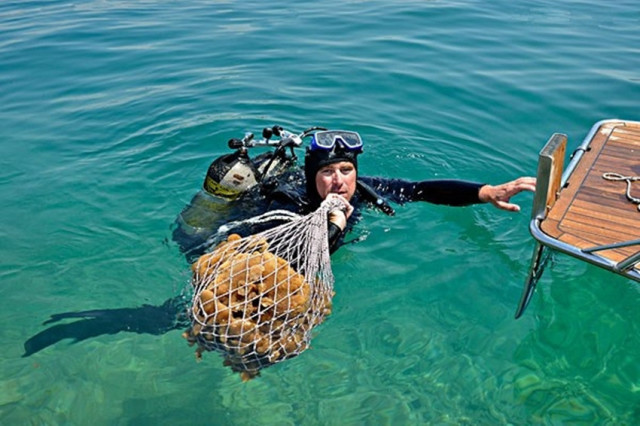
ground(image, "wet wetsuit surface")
xmin=172 ymin=168 xmax=484 ymax=261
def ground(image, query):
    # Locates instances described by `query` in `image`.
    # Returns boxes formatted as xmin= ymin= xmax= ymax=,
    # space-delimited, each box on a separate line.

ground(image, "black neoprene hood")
xmin=304 ymin=145 xmax=360 ymax=207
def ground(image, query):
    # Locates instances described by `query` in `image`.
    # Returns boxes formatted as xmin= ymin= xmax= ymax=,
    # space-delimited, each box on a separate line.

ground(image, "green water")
xmin=1 ymin=0 xmax=639 ymax=424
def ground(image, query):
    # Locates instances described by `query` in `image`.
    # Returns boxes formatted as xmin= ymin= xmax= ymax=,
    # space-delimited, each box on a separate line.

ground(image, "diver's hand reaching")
xmin=478 ymin=177 xmax=537 ymax=212
xmin=325 ymin=193 xmax=353 ymax=230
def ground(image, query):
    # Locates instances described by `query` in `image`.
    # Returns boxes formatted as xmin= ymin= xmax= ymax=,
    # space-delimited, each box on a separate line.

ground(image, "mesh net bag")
xmin=183 ymin=196 xmax=346 ymax=381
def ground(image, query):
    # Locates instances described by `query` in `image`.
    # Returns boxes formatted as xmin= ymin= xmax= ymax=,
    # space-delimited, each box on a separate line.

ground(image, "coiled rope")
xmin=602 ymin=172 xmax=640 ymax=211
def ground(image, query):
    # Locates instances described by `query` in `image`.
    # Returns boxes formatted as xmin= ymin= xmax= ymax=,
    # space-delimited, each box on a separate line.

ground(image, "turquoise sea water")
xmin=2 ymin=0 xmax=639 ymax=424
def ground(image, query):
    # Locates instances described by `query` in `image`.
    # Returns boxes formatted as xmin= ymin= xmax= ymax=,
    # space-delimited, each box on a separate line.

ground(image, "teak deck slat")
xmin=540 ymin=121 xmax=640 ymax=268
xmin=570 ymin=202 xmax=638 ymax=228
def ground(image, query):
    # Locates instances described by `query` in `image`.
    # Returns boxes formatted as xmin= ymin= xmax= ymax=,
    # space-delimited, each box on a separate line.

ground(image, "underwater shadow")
xmin=22 ymin=296 xmax=188 ymax=357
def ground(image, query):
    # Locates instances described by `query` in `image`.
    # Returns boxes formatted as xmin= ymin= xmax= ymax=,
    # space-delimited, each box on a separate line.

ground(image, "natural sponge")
xmin=184 ymin=233 xmax=333 ymax=381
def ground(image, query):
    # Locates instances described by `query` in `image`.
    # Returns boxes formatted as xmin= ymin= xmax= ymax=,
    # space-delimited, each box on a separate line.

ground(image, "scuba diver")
xmin=23 ymin=127 xmax=535 ymax=357
xmin=172 ymin=128 xmax=536 ymax=261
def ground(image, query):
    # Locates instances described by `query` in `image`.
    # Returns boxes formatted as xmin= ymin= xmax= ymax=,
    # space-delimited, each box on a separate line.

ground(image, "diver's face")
xmin=315 ymin=161 xmax=357 ymax=201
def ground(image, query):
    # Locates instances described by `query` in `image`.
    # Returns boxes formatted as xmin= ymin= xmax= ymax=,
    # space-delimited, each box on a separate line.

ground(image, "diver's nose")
xmin=332 ymin=170 xmax=343 ymax=186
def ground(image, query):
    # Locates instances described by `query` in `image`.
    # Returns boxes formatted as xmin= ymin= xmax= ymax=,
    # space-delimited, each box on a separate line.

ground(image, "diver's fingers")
xmin=495 ymin=200 xmax=521 ymax=212
xmin=325 ymin=193 xmax=353 ymax=217
xmin=511 ymin=176 xmax=537 ymax=194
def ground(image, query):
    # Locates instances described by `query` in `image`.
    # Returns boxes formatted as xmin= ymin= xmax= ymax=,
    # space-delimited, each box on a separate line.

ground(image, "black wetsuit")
xmin=172 ymin=168 xmax=485 ymax=261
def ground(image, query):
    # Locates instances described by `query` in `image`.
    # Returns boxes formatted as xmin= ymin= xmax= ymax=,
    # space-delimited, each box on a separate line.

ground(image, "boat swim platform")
xmin=515 ymin=119 xmax=640 ymax=318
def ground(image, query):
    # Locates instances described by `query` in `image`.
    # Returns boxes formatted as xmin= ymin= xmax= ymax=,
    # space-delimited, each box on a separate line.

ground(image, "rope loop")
xmin=603 ymin=172 xmax=640 ymax=210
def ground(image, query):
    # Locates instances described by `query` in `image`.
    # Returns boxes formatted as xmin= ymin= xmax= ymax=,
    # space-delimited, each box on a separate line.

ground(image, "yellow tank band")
xmin=204 ymin=177 xmax=241 ymax=199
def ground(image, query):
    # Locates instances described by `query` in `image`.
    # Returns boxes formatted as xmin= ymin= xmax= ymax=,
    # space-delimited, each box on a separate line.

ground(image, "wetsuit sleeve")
xmin=327 ymin=221 xmax=343 ymax=254
xmin=358 ymin=176 xmax=484 ymax=206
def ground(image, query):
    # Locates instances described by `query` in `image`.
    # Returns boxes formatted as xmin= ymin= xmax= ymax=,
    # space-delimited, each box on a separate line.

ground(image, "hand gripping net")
xmin=183 ymin=197 xmax=346 ymax=381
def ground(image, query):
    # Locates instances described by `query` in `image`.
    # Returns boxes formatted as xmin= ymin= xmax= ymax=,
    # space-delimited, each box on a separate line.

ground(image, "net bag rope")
xmin=183 ymin=196 xmax=347 ymax=381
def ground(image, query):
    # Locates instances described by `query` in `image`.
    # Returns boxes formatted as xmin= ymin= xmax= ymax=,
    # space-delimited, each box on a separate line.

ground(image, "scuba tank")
xmin=203 ymin=149 xmax=260 ymax=199
xmin=201 ymin=126 xmax=307 ymax=200
xmin=202 ymin=132 xmax=265 ymax=200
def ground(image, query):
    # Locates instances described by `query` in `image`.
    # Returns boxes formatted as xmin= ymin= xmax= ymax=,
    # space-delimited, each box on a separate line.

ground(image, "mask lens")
xmin=313 ymin=132 xmax=335 ymax=149
xmin=338 ymin=132 xmax=362 ymax=149
xmin=312 ymin=131 xmax=363 ymax=151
